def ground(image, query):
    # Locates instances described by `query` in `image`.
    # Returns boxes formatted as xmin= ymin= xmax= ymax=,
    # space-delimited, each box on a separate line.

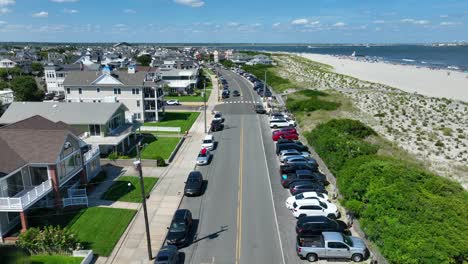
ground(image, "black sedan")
xmin=210 ymin=119 xmax=224 ymax=132
xmin=232 ymin=90 xmax=240 ymax=97
xmin=296 ymin=216 xmax=349 ymax=236
xmin=254 ymin=104 xmax=267 ymax=114
xmin=154 ymin=245 xmax=179 ymax=264
xmin=166 ymin=209 xmax=193 ymax=247
xmin=184 ymin=171 xmax=203 ymax=196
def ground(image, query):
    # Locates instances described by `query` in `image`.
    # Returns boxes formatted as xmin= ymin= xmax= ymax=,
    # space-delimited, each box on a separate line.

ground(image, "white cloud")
xmin=272 ymin=22 xmax=280 ymax=27
xmin=32 ymin=11 xmax=48 ymax=18
xmin=0 ymin=7 xmax=11 ymax=14
xmin=227 ymin=22 xmax=239 ymax=27
xmin=400 ymin=18 xmax=430 ymax=25
xmin=333 ymin=22 xmax=346 ymax=27
xmin=0 ymin=20 xmax=6 ymax=24
xmin=174 ymin=0 xmax=204 ymax=8
xmin=64 ymin=8 xmax=78 ymax=14
xmin=373 ymin=20 xmax=385 ymax=24
xmin=0 ymin=0 xmax=14 ymax=6
xmin=440 ymin=21 xmax=461 ymax=26
xmin=123 ymin=9 xmax=136 ymax=14
xmin=50 ymin=0 xmax=78 ymax=2
xmin=292 ymin=18 xmax=309 ymax=25
xmin=439 ymin=14 xmax=449 ymax=18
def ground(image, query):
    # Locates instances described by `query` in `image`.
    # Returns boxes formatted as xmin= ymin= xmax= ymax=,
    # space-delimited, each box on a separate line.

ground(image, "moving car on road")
xmin=184 ymin=171 xmax=203 ymax=196
xmin=286 ymin=192 xmax=330 ymax=209
xmin=166 ymin=209 xmax=193 ymax=247
xmin=296 ymin=216 xmax=349 ymax=237
xmin=196 ymin=148 xmax=212 ymax=166
xmin=201 ymin=134 xmax=215 ymax=150
xmin=154 ymin=245 xmax=179 ymax=264
xmin=296 ymin=232 xmax=369 ymax=262
xmin=166 ymin=99 xmax=180 ymax=105
xmin=254 ymin=104 xmax=267 ymax=114
xmin=290 ymin=199 xmax=340 ymax=219
xmin=232 ymin=90 xmax=240 ymax=97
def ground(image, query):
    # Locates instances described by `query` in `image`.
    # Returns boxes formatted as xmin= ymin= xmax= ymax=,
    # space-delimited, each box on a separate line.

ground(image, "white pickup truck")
xmin=296 ymin=232 xmax=369 ymax=262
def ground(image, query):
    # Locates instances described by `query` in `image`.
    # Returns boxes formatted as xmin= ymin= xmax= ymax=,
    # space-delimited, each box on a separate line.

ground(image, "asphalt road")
xmin=176 ymin=68 xmax=285 ymax=264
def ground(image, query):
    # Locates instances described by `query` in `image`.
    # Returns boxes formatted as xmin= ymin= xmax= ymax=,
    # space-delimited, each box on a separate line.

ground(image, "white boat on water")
xmin=351 ymin=51 xmax=356 ymax=57
xmin=307 ymin=46 xmax=313 ymax=48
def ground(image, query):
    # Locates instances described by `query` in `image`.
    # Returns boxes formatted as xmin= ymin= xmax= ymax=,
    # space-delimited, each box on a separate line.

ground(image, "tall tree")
xmin=31 ymin=62 xmax=44 ymax=76
xmin=10 ymin=76 xmax=43 ymax=101
xmin=136 ymin=55 xmax=151 ymax=66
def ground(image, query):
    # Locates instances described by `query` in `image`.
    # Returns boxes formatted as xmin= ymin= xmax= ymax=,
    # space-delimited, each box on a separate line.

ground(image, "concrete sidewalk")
xmin=98 ymin=71 xmax=220 ymax=264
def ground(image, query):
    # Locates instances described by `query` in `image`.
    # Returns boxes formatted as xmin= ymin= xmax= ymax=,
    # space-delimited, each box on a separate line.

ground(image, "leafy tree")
xmin=10 ymin=76 xmax=43 ymax=101
xmin=136 ymin=55 xmax=151 ymax=66
xmin=0 ymin=81 xmax=9 ymax=90
xmin=0 ymin=67 xmax=22 ymax=81
xmin=31 ymin=62 xmax=44 ymax=76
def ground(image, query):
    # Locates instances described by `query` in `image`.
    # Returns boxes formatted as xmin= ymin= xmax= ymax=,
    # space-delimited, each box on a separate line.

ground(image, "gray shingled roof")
xmin=0 ymin=102 xmax=127 ymax=125
xmin=63 ymin=70 xmax=148 ymax=86
xmin=0 ymin=116 xmax=79 ymax=176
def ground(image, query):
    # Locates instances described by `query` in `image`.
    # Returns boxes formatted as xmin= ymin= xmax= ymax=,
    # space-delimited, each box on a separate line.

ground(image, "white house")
xmin=159 ymin=68 xmax=199 ymax=94
xmin=0 ymin=59 xmax=17 ymax=69
xmin=0 ymin=90 xmax=14 ymax=105
xmin=63 ymin=65 xmax=165 ymax=122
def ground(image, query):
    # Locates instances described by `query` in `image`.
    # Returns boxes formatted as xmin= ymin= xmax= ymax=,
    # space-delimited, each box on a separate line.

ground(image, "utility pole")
xmin=135 ymin=143 xmax=152 ymax=260
xmin=204 ymin=79 xmax=207 ymax=133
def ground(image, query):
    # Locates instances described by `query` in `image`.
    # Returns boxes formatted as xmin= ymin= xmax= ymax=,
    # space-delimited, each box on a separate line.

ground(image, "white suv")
xmin=270 ymin=119 xmax=296 ymax=129
xmin=285 ymin=192 xmax=330 ymax=210
xmin=201 ymin=134 xmax=215 ymax=150
xmin=290 ymin=199 xmax=340 ymax=219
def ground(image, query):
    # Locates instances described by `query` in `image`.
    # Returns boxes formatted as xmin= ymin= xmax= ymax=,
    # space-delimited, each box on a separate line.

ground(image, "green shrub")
xmin=155 ymin=156 xmax=166 ymax=167
xmin=337 ymin=155 xmax=468 ymax=264
xmin=286 ymin=90 xmax=340 ymax=113
xmin=17 ymin=226 xmax=80 ymax=255
xmin=108 ymin=151 xmax=118 ymax=161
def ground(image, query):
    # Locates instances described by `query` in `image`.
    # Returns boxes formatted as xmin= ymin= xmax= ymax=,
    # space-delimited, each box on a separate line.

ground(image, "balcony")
xmin=0 ymin=180 xmax=52 ymax=212
xmin=83 ymin=145 xmax=100 ymax=163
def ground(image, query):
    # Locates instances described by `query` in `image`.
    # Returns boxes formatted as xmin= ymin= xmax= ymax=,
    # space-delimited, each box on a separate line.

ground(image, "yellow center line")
xmin=236 ymin=116 xmax=244 ymax=264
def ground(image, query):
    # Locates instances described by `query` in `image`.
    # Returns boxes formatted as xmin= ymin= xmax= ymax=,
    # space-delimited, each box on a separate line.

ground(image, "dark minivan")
xmin=184 ymin=171 xmax=203 ymax=196
xmin=296 ymin=216 xmax=349 ymax=236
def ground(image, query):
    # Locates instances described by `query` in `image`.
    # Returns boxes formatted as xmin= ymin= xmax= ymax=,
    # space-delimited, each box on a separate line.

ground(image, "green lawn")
xmin=166 ymin=89 xmax=211 ymax=102
xmin=30 ymin=255 xmax=83 ymax=264
xmin=123 ymin=135 xmax=180 ymax=160
xmin=144 ymin=111 xmax=200 ymax=132
xmin=67 ymin=207 xmax=136 ymax=257
xmin=101 ymin=176 xmax=158 ymax=203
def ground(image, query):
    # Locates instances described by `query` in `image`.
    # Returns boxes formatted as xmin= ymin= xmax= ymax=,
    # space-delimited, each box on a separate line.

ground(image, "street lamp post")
xmin=204 ymin=80 xmax=207 ymax=133
xmin=134 ymin=143 xmax=152 ymax=260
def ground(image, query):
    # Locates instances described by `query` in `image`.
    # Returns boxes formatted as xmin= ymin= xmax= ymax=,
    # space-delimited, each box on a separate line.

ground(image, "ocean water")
xmin=221 ymin=44 xmax=468 ymax=71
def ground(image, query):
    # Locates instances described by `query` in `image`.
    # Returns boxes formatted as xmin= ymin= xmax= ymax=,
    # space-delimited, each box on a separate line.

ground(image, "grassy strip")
xmin=67 ymin=207 xmax=136 ymax=257
xmin=29 ymin=255 xmax=83 ymax=264
xmin=166 ymin=89 xmax=211 ymax=102
xmin=120 ymin=135 xmax=180 ymax=160
xmin=304 ymin=119 xmax=468 ymax=263
xmin=286 ymin=90 xmax=340 ymax=113
xmin=241 ymin=64 xmax=294 ymax=92
xmin=101 ymin=176 xmax=158 ymax=203
xmin=143 ymin=112 xmax=200 ymax=132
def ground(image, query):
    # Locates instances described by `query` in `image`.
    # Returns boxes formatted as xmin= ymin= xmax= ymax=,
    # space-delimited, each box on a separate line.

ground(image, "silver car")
xmin=196 ymin=148 xmax=212 ymax=166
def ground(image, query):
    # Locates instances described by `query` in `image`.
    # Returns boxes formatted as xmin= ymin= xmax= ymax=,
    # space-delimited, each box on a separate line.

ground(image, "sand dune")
xmin=299 ymin=53 xmax=468 ymax=102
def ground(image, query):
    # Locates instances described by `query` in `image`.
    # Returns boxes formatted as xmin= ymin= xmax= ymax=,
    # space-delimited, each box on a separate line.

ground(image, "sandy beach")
xmin=298 ymin=53 xmax=468 ymax=102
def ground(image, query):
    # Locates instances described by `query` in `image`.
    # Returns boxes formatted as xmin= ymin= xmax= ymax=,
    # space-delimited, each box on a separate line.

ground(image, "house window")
xmin=114 ymin=88 xmax=117 ymax=94
xmin=118 ymin=88 xmax=121 ymax=94
xmin=98 ymin=100 xmax=101 ymax=103
xmin=93 ymin=100 xmax=96 ymax=103
xmin=66 ymin=88 xmax=70 ymax=94
xmin=78 ymin=88 xmax=82 ymax=94
xmin=132 ymin=88 xmax=135 ymax=94
xmin=136 ymin=88 xmax=140 ymax=94
xmin=137 ymin=100 xmax=140 ymax=107
xmin=97 ymin=88 xmax=100 ymax=93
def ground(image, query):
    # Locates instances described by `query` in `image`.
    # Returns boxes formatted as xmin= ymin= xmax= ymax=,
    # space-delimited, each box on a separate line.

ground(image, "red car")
xmin=272 ymin=130 xmax=299 ymax=141
xmin=280 ymin=127 xmax=298 ymax=135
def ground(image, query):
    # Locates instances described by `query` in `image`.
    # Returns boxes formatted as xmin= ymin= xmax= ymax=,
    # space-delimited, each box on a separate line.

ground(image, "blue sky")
xmin=0 ymin=0 xmax=467 ymax=43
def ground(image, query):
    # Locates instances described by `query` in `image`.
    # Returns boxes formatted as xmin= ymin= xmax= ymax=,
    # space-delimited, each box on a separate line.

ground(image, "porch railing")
xmin=83 ymin=145 xmax=100 ymax=163
xmin=63 ymin=197 xmax=88 ymax=207
xmin=0 ymin=179 xmax=52 ymax=211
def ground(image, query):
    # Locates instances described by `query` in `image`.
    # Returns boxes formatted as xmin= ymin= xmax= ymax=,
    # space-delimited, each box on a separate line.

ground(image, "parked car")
xmin=280 ymin=127 xmax=298 ymax=134
xmin=270 ymin=119 xmax=296 ymax=129
xmin=210 ymin=119 xmax=224 ymax=132
xmin=166 ymin=99 xmax=180 ymax=105
xmin=279 ymin=149 xmax=310 ymax=162
xmin=280 ymin=163 xmax=318 ymax=174
xmin=201 ymin=134 xmax=215 ymax=150
xmin=276 ymin=138 xmax=304 ymax=145
xmin=296 ymin=232 xmax=369 ymax=262
xmin=232 ymin=90 xmax=240 ymax=97
xmin=272 ymin=130 xmax=299 ymax=141
xmin=184 ymin=171 xmax=203 ymax=196
xmin=196 ymin=148 xmax=212 ymax=166
xmin=222 ymin=91 xmax=230 ymax=99
xmin=289 ymin=181 xmax=327 ymax=195
xmin=166 ymin=209 xmax=193 ymax=246
xmin=254 ymin=104 xmax=267 ymax=114
xmin=286 ymin=192 xmax=330 ymax=209
xmin=154 ymin=245 xmax=179 ymax=264
xmin=284 ymin=156 xmax=317 ymax=166
xmin=290 ymin=199 xmax=339 ymax=219
xmin=276 ymin=143 xmax=309 ymax=155
xmin=281 ymin=170 xmax=321 ymax=188
xmin=213 ymin=112 xmax=225 ymax=122
xmin=296 ymin=216 xmax=349 ymax=237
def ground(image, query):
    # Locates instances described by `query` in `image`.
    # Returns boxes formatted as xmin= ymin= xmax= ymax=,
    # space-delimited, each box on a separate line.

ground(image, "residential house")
xmin=0 ymin=102 xmax=137 ymax=156
xmin=0 ymin=59 xmax=17 ymax=69
xmin=44 ymin=63 xmax=82 ymax=95
xmin=159 ymin=68 xmax=199 ymax=94
xmin=63 ymin=65 xmax=165 ymax=122
xmin=246 ymin=54 xmax=273 ymax=65
xmin=0 ymin=90 xmax=14 ymax=105
xmin=0 ymin=116 xmax=101 ymax=241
